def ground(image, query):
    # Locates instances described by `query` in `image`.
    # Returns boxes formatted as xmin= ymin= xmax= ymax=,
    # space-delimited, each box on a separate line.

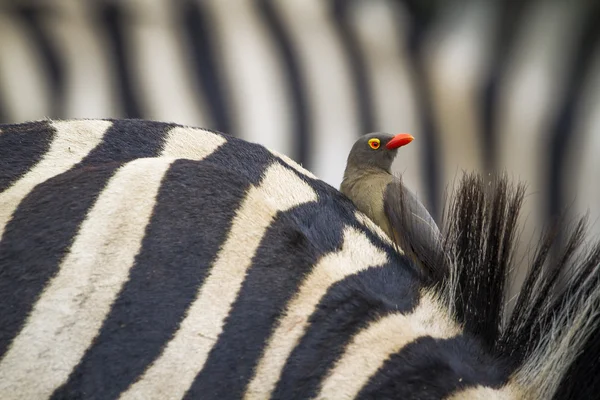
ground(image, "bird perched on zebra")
xmin=1 ymin=119 xmax=600 ymax=400
xmin=341 ymin=133 xmax=446 ymax=281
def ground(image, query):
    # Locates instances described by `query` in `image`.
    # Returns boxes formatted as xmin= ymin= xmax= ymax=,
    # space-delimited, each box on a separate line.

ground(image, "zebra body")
xmin=0 ymin=119 xmax=598 ymax=399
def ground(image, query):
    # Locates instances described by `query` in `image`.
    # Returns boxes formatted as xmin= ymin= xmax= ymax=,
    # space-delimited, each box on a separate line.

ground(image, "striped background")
xmin=0 ymin=0 xmax=599 ymax=250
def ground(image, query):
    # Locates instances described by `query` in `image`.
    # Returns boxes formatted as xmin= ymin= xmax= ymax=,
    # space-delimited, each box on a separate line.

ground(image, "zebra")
xmin=1 ymin=119 xmax=599 ymax=399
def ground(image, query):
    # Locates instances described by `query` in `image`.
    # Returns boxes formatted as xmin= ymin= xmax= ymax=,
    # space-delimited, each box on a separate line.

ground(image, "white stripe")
xmin=269 ymin=148 xmax=318 ymax=180
xmin=317 ymin=292 xmax=460 ymax=400
xmin=0 ymin=120 xmax=111 ymax=239
xmin=160 ymin=126 xmax=226 ymax=159
xmin=0 ymin=14 xmax=52 ymax=122
xmin=34 ymin=0 xmax=120 ymax=118
xmin=120 ymin=162 xmax=318 ymax=400
xmin=273 ymin=0 xmax=360 ymax=187
xmin=445 ymin=385 xmax=521 ymax=400
xmin=0 ymin=157 xmax=174 ymax=399
xmin=203 ymin=0 xmax=293 ymax=157
xmin=122 ymin=0 xmax=210 ymax=126
xmin=36 ymin=1 xmax=121 ymax=119
xmin=423 ymin=3 xmax=494 ymax=192
xmin=347 ymin=1 xmax=426 ymax=203
xmin=245 ymin=226 xmax=388 ymax=399
xmin=163 ymin=123 xmax=317 ymax=179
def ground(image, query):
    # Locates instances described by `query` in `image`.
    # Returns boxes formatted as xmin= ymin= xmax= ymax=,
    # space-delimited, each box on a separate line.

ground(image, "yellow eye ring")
xmin=368 ymin=138 xmax=381 ymax=150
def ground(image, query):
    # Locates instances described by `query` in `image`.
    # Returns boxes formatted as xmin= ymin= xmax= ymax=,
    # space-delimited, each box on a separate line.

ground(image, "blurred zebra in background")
xmin=0 ymin=0 xmax=599 ymax=286
xmin=1 ymin=118 xmax=600 ymax=399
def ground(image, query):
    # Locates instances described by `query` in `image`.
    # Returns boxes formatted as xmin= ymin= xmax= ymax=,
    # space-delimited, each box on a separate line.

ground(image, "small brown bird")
xmin=341 ymin=133 xmax=445 ymax=278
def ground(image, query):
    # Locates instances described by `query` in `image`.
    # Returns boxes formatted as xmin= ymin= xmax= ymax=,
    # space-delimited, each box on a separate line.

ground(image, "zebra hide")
xmin=1 ymin=119 xmax=599 ymax=400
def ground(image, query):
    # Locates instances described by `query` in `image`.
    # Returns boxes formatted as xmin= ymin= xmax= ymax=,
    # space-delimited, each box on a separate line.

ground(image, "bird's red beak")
xmin=386 ymin=133 xmax=414 ymax=150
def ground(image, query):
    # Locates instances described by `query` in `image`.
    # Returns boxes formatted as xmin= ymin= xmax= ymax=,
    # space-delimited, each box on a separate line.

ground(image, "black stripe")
xmin=13 ymin=4 xmax=65 ymax=118
xmin=0 ymin=120 xmax=170 ymax=359
xmin=357 ymin=335 xmax=510 ymax=399
xmin=276 ymin=162 xmax=411 ymax=270
xmin=79 ymin=119 xmax=175 ymax=166
xmin=95 ymin=3 xmax=143 ymax=119
xmin=50 ymin=132 xmax=275 ymax=397
xmin=183 ymin=201 xmax=341 ymax=399
xmin=0 ymin=165 xmax=119 ymax=360
xmin=331 ymin=0 xmax=376 ymax=135
xmin=400 ymin=0 xmax=441 ymax=26
xmin=0 ymin=120 xmax=55 ymax=193
xmin=270 ymin=262 xmax=419 ymax=399
xmin=183 ymin=163 xmax=416 ymax=399
xmin=257 ymin=0 xmax=311 ymax=168
xmin=51 ymin=159 xmax=252 ymax=399
xmin=199 ymin=131 xmax=276 ymax=183
xmin=480 ymin=1 xmax=532 ymax=171
xmin=180 ymin=0 xmax=232 ymax=134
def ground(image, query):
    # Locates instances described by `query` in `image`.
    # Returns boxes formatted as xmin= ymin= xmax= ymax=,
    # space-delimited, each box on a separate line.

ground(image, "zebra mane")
xmin=401 ymin=172 xmax=600 ymax=399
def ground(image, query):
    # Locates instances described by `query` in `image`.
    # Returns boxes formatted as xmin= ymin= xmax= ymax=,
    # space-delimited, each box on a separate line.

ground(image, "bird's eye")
xmin=368 ymin=138 xmax=381 ymax=150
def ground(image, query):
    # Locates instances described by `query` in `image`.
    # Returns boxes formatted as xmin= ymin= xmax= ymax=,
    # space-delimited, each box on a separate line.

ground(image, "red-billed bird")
xmin=340 ymin=133 xmax=445 ymax=279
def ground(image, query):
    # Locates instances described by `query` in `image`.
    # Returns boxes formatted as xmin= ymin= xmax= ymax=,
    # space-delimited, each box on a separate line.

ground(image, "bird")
xmin=340 ymin=133 xmax=446 ymax=280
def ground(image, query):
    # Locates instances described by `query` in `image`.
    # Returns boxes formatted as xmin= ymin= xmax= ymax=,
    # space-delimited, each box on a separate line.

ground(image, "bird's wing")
xmin=383 ymin=176 xmax=448 ymax=283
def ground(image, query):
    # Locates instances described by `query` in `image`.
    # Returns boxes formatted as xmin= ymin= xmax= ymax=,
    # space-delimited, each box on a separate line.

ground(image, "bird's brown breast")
xmin=340 ymin=171 xmax=394 ymax=239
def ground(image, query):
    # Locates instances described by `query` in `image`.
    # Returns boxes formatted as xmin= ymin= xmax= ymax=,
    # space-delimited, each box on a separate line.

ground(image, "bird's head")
xmin=344 ymin=132 xmax=414 ymax=175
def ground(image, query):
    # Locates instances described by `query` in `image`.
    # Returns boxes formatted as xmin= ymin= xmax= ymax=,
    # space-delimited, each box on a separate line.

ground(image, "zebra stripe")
xmin=0 ymin=157 xmax=174 ymax=399
xmin=448 ymin=386 xmax=516 ymax=400
xmin=0 ymin=121 xmax=54 ymax=193
xmin=0 ymin=120 xmax=111 ymax=238
xmin=246 ymin=226 xmax=388 ymax=399
xmin=318 ymin=292 xmax=462 ymax=400
xmin=53 ymin=158 xmax=253 ymax=399
xmin=161 ymin=126 xmax=226 ymax=159
xmin=120 ymin=163 xmax=317 ymax=399
xmin=0 ymin=120 xmax=218 ymax=365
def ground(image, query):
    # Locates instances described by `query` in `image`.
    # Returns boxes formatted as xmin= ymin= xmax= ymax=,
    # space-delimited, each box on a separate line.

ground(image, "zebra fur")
xmin=1 ymin=119 xmax=599 ymax=399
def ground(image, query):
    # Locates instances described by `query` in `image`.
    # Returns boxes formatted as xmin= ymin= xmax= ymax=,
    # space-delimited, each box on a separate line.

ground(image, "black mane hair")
xmin=392 ymin=172 xmax=600 ymax=399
